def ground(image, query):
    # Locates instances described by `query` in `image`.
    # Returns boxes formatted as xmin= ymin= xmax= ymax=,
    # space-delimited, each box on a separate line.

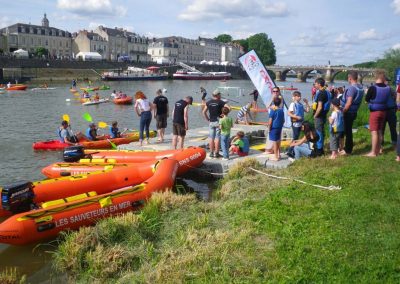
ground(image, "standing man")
xmin=365 ymin=70 xmax=391 ymax=157
xmin=200 ymin=87 xmax=207 ymax=102
xmin=340 ymin=71 xmax=364 ymax=155
xmin=202 ymin=90 xmax=228 ymax=158
xmin=312 ymin=78 xmax=332 ymax=156
xmin=153 ymin=89 xmax=169 ymax=143
xmin=381 ymin=76 xmax=398 ymax=148
xmin=172 ymin=96 xmax=193 ymax=149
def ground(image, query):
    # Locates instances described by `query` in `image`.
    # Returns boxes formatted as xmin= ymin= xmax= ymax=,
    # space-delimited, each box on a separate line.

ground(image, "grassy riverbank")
xmin=53 ymin=107 xmax=400 ymax=282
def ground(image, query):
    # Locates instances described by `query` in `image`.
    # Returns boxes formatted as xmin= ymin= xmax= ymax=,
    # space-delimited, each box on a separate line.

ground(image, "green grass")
xmin=52 ymin=106 xmax=400 ymax=283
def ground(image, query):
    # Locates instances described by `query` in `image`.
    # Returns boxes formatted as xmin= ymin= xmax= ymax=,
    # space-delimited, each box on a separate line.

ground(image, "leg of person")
xmin=179 ymin=135 xmax=185 ymax=149
xmin=292 ymin=126 xmax=301 ymax=140
xmin=329 ymin=133 xmax=339 ymax=159
xmin=220 ymin=134 xmax=229 ymax=159
xmin=144 ymin=112 xmax=151 ymax=143
xmin=214 ymin=128 xmax=222 ymax=158
xmin=172 ymin=135 xmax=178 ymax=149
xmin=314 ymin=117 xmax=325 ymax=155
xmin=139 ymin=115 xmax=145 ymax=145
xmin=365 ymin=130 xmax=379 ymax=157
xmin=386 ymin=109 xmax=398 ymax=146
xmin=396 ymin=131 xmax=400 ymax=161
xmin=343 ymin=112 xmax=356 ymax=154
xmin=208 ymin=124 xmax=216 ymax=157
xmin=294 ymin=143 xmax=312 ymax=159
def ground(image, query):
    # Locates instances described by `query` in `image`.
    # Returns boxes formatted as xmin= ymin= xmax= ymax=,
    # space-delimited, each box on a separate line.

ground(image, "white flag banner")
xmin=239 ymin=49 xmax=291 ymax=128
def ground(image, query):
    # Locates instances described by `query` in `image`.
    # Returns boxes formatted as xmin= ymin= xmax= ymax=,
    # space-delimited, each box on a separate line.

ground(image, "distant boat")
xmin=173 ymin=70 xmax=231 ymax=80
xmin=101 ymin=66 xmax=168 ymax=81
xmin=281 ymin=86 xmax=298 ymax=91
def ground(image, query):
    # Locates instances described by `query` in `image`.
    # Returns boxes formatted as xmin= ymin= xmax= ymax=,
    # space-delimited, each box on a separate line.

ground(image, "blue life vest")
xmin=241 ymin=137 xmax=250 ymax=153
xmin=341 ymin=85 xmax=364 ymax=113
xmin=313 ymin=89 xmax=332 ymax=112
xmin=293 ymin=102 xmax=304 ymax=122
xmin=386 ymin=91 xmax=396 ymax=109
xmin=57 ymin=128 xmax=64 ymax=142
xmin=86 ymin=128 xmax=94 ymax=140
xmin=369 ymin=85 xmax=390 ymax=111
xmin=109 ymin=126 xmax=119 ymax=138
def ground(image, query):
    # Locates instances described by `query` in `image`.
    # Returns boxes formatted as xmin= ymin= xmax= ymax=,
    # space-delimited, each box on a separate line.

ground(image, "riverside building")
xmin=0 ymin=14 xmax=72 ymax=58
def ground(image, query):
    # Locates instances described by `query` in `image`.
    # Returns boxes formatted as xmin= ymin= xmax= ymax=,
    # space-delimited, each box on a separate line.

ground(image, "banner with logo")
xmin=395 ymin=68 xmax=400 ymax=85
xmin=239 ymin=49 xmax=291 ymax=128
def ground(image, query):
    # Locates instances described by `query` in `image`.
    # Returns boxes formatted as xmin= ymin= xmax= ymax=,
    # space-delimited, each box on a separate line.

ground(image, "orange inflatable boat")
xmin=0 ymin=158 xmax=178 ymax=245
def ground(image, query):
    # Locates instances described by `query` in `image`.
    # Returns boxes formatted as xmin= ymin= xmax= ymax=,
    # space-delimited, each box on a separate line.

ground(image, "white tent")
xmin=13 ymin=49 xmax=29 ymax=58
xmin=75 ymin=52 xmax=102 ymax=61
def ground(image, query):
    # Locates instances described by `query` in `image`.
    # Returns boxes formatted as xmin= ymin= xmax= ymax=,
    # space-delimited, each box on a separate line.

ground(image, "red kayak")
xmin=113 ymin=96 xmax=133 ymax=105
xmin=33 ymin=140 xmax=70 ymax=150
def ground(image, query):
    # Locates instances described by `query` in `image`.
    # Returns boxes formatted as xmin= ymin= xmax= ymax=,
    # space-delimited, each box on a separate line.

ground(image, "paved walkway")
xmin=119 ymin=124 xmax=293 ymax=178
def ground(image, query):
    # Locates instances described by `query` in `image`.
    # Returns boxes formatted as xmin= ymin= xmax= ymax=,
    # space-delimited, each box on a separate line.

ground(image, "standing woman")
xmin=134 ymin=91 xmax=153 ymax=146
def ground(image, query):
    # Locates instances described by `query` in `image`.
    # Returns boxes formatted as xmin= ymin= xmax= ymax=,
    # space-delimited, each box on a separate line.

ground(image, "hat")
xmin=162 ymin=88 xmax=167 ymax=94
xmin=331 ymin=98 xmax=340 ymax=107
xmin=212 ymin=89 xmax=221 ymax=96
xmin=186 ymin=96 xmax=193 ymax=105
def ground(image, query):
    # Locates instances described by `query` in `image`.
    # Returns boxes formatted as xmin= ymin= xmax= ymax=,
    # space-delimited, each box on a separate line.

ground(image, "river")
xmin=0 ymin=78 xmax=342 ymax=282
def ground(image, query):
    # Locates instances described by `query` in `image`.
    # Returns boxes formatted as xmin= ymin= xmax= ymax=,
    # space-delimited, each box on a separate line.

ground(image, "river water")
xmin=0 ymin=78 xmax=334 ymax=281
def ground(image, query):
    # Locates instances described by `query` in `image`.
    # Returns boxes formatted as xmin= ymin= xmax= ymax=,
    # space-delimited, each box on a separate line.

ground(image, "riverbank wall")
xmin=0 ymin=58 xmax=248 ymax=82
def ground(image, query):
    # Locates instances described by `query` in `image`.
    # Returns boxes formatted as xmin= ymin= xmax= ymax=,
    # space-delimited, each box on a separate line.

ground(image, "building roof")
xmin=0 ymin=23 xmax=71 ymax=37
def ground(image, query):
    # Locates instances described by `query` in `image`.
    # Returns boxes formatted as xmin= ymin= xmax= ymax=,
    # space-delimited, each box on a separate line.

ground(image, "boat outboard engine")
xmin=0 ymin=181 xmax=35 ymax=214
xmin=63 ymin=145 xmax=85 ymax=162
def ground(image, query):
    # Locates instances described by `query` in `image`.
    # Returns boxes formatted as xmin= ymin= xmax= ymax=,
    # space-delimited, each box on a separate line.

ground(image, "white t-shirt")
xmin=135 ymin=98 xmax=151 ymax=112
xmin=288 ymin=102 xmax=304 ymax=127
xmin=330 ymin=110 xmax=338 ymax=129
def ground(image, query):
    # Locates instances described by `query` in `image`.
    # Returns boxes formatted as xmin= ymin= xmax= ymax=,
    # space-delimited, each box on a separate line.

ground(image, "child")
xmin=328 ymin=98 xmax=344 ymax=159
xmin=109 ymin=121 xmax=121 ymax=138
xmin=235 ymin=102 xmax=253 ymax=125
xmin=288 ymin=91 xmax=309 ymax=140
xmin=267 ymin=97 xmax=285 ymax=161
xmin=219 ymin=107 xmax=233 ymax=160
xmin=229 ymin=131 xmax=249 ymax=157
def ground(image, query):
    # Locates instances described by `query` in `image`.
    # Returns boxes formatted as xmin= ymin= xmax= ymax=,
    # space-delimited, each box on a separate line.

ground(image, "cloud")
xmin=392 ymin=43 xmax=400 ymax=49
xmin=335 ymin=33 xmax=351 ymax=44
xmin=0 ymin=16 xmax=12 ymax=29
xmin=392 ymin=0 xmax=400 ymax=14
xmin=178 ymin=0 xmax=289 ymax=21
xmin=57 ymin=0 xmax=127 ymax=17
xmin=358 ymin=28 xmax=379 ymax=40
xmin=289 ymin=33 xmax=326 ymax=47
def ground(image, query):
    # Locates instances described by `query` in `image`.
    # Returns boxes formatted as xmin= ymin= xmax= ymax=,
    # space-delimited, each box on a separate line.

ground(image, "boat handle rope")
xmin=249 ymin=167 xmax=341 ymax=191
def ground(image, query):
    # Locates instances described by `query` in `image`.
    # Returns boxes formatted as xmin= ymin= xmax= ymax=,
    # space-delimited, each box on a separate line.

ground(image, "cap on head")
xmin=212 ymin=89 xmax=221 ymax=96
xmin=186 ymin=96 xmax=193 ymax=105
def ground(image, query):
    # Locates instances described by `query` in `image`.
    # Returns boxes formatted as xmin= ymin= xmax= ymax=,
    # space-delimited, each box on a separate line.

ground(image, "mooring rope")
xmin=248 ymin=167 xmax=342 ymax=191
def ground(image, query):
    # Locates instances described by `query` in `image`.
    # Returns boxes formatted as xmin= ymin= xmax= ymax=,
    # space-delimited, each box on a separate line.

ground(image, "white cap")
xmin=162 ymin=88 xmax=167 ymax=94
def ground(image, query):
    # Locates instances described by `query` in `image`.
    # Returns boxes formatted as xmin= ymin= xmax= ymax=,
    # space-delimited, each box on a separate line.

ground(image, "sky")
xmin=1 ymin=0 xmax=400 ymax=66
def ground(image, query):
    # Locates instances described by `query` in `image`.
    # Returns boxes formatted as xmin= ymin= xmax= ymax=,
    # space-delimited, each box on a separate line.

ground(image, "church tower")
xmin=41 ymin=13 xmax=49 ymax=27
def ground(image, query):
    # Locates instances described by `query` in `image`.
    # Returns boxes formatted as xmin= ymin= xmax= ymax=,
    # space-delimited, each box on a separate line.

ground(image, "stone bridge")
xmin=266 ymin=65 xmax=376 ymax=83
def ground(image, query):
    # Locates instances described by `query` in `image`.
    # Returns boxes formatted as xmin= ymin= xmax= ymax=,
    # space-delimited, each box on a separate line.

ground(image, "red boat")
xmin=6 ymin=84 xmax=28 ymax=91
xmin=113 ymin=96 xmax=133 ymax=105
xmin=32 ymin=131 xmax=157 ymax=150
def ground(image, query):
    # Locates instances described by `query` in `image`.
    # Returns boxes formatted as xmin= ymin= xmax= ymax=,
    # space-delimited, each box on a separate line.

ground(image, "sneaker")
xmin=222 ymin=157 xmax=229 ymax=161
xmin=288 ymin=157 xmax=295 ymax=162
xmin=209 ymin=152 xmax=215 ymax=158
xmin=215 ymin=153 xmax=222 ymax=158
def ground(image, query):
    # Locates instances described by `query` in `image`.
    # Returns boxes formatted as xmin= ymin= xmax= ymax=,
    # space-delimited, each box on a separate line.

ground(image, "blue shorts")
xmin=269 ymin=127 xmax=282 ymax=142
xmin=209 ymin=121 xmax=221 ymax=140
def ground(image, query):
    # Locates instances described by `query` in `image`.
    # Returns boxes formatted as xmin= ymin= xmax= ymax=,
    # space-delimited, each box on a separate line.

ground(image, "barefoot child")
xmin=219 ymin=107 xmax=233 ymax=160
xmin=267 ymin=97 xmax=285 ymax=161
xmin=229 ymin=131 xmax=249 ymax=157
xmin=328 ymin=98 xmax=344 ymax=159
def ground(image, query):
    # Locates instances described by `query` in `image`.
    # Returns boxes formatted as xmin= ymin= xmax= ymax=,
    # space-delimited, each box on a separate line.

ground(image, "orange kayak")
xmin=6 ymin=84 xmax=28 ymax=91
xmin=0 ymin=158 xmax=178 ymax=245
xmin=83 ymin=147 xmax=206 ymax=175
xmin=113 ymin=96 xmax=133 ymax=105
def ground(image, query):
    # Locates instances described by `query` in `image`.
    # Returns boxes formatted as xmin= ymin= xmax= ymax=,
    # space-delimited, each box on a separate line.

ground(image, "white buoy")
xmin=66 ymin=98 xmax=71 ymax=102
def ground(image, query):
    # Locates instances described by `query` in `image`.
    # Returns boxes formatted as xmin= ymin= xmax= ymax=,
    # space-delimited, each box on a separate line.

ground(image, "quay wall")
xmin=0 ymin=58 xmax=248 ymax=82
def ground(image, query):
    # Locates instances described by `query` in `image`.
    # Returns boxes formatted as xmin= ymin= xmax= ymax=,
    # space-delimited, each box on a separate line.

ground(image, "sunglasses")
xmin=272 ymin=90 xmax=279 ymax=93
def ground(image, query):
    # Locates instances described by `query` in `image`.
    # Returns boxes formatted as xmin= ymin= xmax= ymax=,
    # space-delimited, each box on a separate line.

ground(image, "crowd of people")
xmin=60 ymin=72 xmax=400 ymax=162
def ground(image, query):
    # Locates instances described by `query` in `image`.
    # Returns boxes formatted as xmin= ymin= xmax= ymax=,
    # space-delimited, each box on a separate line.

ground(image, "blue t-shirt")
xmin=269 ymin=108 xmax=285 ymax=129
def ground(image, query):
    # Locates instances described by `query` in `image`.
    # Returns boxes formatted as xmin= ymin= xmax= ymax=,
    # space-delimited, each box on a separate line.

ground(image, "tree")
xmin=35 ymin=47 xmax=48 ymax=58
xmin=376 ymin=48 xmax=400 ymax=81
xmin=233 ymin=39 xmax=248 ymax=53
xmin=247 ymin=33 xmax=276 ymax=65
xmin=214 ymin=34 xmax=232 ymax=43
